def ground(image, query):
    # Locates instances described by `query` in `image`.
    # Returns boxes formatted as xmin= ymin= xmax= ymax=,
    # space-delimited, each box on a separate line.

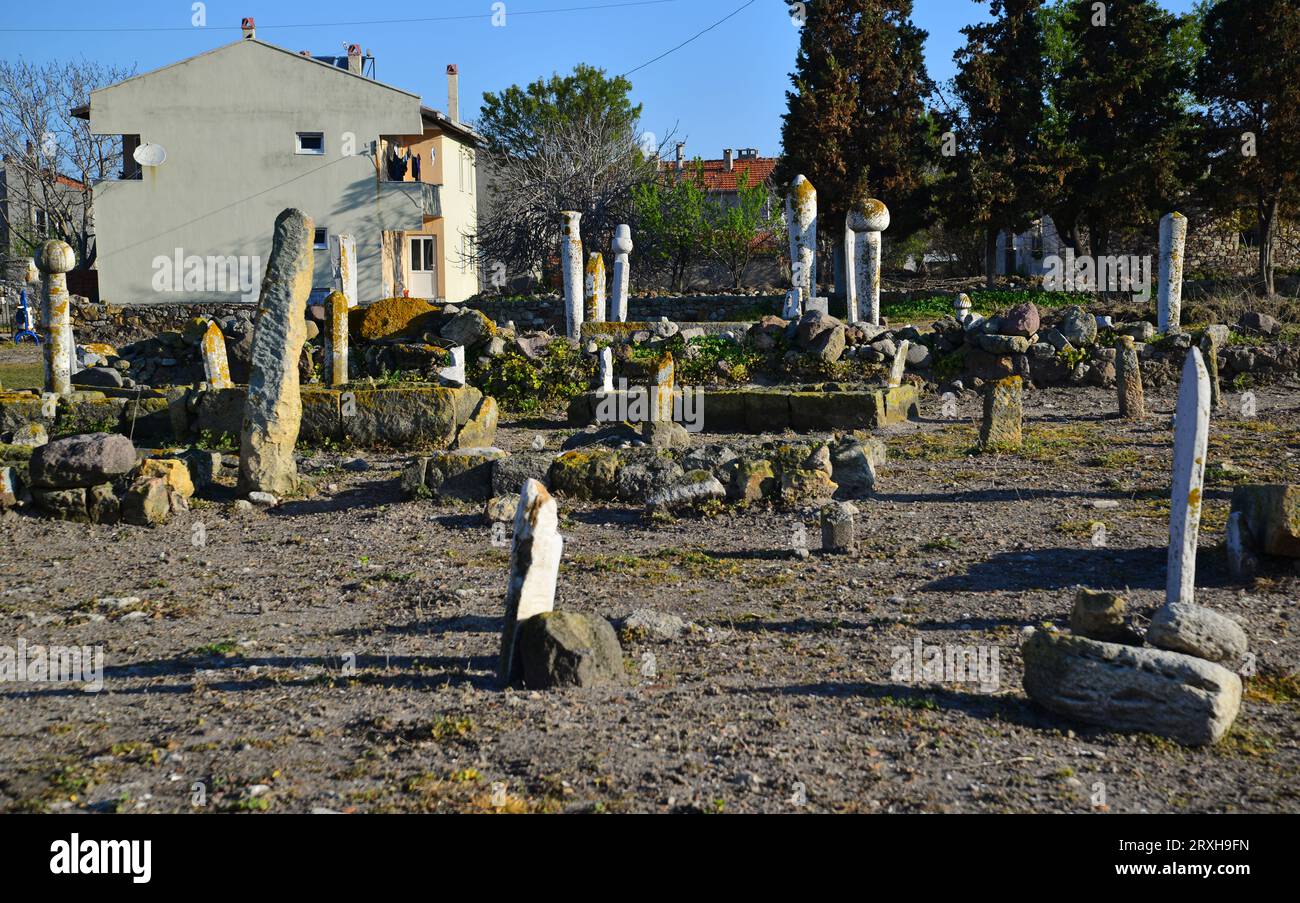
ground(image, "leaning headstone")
xmin=498 ymin=478 xmax=564 ymax=684
xmin=560 ymin=211 xmax=583 ymax=338
xmin=323 ymin=290 xmax=349 ymax=386
xmin=201 ymin=320 xmax=234 ymax=390
xmin=1166 ymin=348 xmax=1210 ymax=608
xmin=37 ymin=239 xmax=75 ymax=396
xmin=610 ymin=225 xmax=632 ymax=323
xmin=584 ymin=252 xmax=606 ymax=323
xmin=1115 ymin=335 xmax=1144 ymax=419
xmin=785 ymin=175 xmax=817 ymax=310
xmin=845 ymin=200 xmax=890 ymax=326
xmin=1022 ymin=629 xmax=1241 ymax=746
xmin=1157 ymin=211 xmax=1188 ymax=334
xmin=329 ymin=233 xmax=358 ymax=308
xmin=979 ymin=376 xmax=1023 ymax=452
xmin=888 ymin=339 xmax=909 ymax=388
xmin=598 ymin=345 xmax=614 ymax=393
xmin=238 ymin=208 xmax=314 ymax=497
xmin=820 ymin=501 xmax=856 ymax=553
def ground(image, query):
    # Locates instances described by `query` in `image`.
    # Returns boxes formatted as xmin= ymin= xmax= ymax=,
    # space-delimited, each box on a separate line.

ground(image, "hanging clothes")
xmin=411 ymin=152 xmax=421 ymax=182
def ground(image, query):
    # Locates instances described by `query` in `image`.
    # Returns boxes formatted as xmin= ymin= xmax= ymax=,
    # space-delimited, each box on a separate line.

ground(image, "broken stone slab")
xmin=1022 ymin=629 xmax=1241 ymax=747
xmin=979 ymin=375 xmax=1022 ymax=452
xmin=453 ymin=396 xmax=499 ymax=449
xmin=29 ymin=432 xmax=136 ymax=488
xmin=239 ymin=208 xmax=314 ymax=497
xmin=1148 ymin=602 xmax=1248 ymax=667
xmin=516 ymin=610 xmax=624 ymax=690
xmin=484 ymin=493 xmax=519 ymax=524
xmin=1167 ymin=348 xmax=1210 ymax=608
xmin=1229 ymin=484 xmax=1300 ymax=558
xmin=646 ymin=470 xmax=725 ymax=512
xmin=820 ymin=501 xmax=856 ymax=553
xmin=887 ymin=339 xmax=909 ymax=388
xmin=498 ymin=479 xmax=564 ymax=684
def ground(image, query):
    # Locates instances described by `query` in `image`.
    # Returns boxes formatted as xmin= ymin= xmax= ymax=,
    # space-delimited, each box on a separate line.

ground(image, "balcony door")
xmin=408 ymin=235 xmax=437 ymax=299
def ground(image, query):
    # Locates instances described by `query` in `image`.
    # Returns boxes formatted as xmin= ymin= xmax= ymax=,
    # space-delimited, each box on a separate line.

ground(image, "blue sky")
xmin=1 ymin=0 xmax=1200 ymax=159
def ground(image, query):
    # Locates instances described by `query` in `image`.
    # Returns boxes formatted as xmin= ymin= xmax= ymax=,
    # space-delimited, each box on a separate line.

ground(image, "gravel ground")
xmin=1 ymin=381 xmax=1297 ymax=814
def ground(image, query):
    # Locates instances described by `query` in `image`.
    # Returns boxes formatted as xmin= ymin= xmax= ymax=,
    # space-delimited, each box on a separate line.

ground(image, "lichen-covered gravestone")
xmin=200 ymin=320 xmax=234 ymax=390
xmin=560 ymin=211 xmax=583 ymax=337
xmin=584 ymin=252 xmax=606 ymax=323
xmin=1167 ymin=348 xmax=1210 ymax=608
xmin=498 ymin=478 xmax=564 ymax=684
xmin=1157 ymin=212 xmax=1187 ymax=333
xmin=1115 ymin=335 xmax=1144 ymax=419
xmin=845 ymin=200 xmax=889 ymax=326
xmin=37 ymin=239 xmax=76 ymax=396
xmin=238 ymin=208 xmax=314 ymax=497
xmin=785 ymin=175 xmax=817 ymax=310
xmin=323 ymin=290 xmax=349 ymax=386
xmin=979 ymin=376 xmax=1022 ymax=452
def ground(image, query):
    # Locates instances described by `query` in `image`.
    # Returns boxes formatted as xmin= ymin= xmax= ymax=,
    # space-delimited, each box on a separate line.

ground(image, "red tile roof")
xmin=658 ymin=156 xmax=777 ymax=193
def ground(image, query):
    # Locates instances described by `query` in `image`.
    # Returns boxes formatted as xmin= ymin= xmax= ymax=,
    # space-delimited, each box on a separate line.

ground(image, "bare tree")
xmin=0 ymin=58 xmax=134 ymax=269
xmin=474 ymin=111 xmax=669 ymax=289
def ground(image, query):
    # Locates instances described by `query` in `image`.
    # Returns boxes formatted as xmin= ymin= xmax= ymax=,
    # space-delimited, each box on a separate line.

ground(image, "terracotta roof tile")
xmin=658 ymin=156 xmax=776 ymax=192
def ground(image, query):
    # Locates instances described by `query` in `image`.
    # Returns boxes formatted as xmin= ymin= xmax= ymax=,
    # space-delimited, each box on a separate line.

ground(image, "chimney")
xmin=347 ymin=44 xmax=362 ymax=75
xmin=446 ymin=64 xmax=460 ymax=122
xmin=241 ymin=17 xmax=255 ymax=40
xmin=675 ymin=141 xmax=685 ymax=172
xmin=723 ymin=148 xmax=733 ymax=172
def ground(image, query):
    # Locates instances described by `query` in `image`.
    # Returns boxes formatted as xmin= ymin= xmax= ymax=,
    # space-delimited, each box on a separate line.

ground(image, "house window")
xmin=296 ymin=132 xmax=325 ymax=155
xmin=314 ymin=228 xmax=328 ymax=249
xmin=32 ymin=208 xmax=48 ymax=235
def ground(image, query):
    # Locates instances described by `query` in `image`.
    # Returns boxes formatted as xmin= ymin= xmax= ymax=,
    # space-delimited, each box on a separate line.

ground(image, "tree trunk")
xmin=985 ymin=227 xmax=998 ymax=289
xmin=1259 ymin=196 xmax=1278 ymax=298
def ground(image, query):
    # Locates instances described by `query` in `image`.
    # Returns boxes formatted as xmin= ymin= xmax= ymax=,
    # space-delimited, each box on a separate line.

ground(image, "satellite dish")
xmin=133 ymin=143 xmax=167 ymax=167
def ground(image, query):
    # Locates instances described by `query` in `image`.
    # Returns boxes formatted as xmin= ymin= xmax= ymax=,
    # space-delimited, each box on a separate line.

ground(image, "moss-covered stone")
xmin=549 ymin=447 xmax=622 ymax=501
xmin=353 ymin=297 xmax=442 ymax=342
xmin=517 ymin=610 xmax=625 ymax=689
xmin=744 ymin=390 xmax=791 ymax=432
xmin=726 ymin=457 xmax=776 ymax=503
xmin=53 ymin=398 xmax=127 ymax=438
xmin=300 ymin=388 xmax=342 ymax=444
xmin=454 ymin=396 xmax=499 ymax=449
xmin=779 ymin=467 xmax=837 ymax=506
xmin=427 ymin=447 xmax=508 ymax=501
xmin=1231 ymin=484 xmax=1300 ymax=557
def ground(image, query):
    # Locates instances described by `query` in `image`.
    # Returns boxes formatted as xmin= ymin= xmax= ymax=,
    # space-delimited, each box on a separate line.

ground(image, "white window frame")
xmin=296 ymin=131 xmax=325 ymax=155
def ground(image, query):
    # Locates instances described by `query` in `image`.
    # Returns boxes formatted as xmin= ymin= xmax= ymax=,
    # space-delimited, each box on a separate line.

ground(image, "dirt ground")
xmin=1 ymin=379 xmax=1297 ymax=814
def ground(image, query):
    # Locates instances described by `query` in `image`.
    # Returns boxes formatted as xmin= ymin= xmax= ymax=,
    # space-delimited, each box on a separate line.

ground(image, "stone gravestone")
xmin=238 ymin=208 xmax=314 ymax=497
xmin=643 ymin=352 xmax=689 ymax=448
xmin=888 ymin=339 xmax=909 ymax=389
xmin=1199 ymin=332 xmax=1223 ymax=410
xmin=1115 ymin=335 xmax=1144 ymax=419
xmin=323 ymin=290 xmax=349 ymax=386
xmin=598 ymin=345 xmax=614 ymax=393
xmin=584 ymin=252 xmax=606 ymax=323
xmin=329 ymin=233 xmax=358 ymax=308
xmin=200 ymin=320 xmax=234 ymax=390
xmin=785 ymin=175 xmax=817 ymax=310
xmin=979 ymin=375 xmax=1023 ymax=452
xmin=821 ymin=501 xmax=856 ymax=553
xmin=498 ymin=478 xmax=564 ymax=684
xmin=781 ymin=288 xmax=801 ymax=320
xmin=845 ymin=200 xmax=890 ymax=326
xmin=1167 ymin=347 xmax=1211 ymax=608
xmin=610 ymin=225 xmax=632 ymax=323
xmin=1157 ymin=212 xmax=1187 ymax=334
xmin=37 ymin=239 xmax=75 ymax=396
xmin=560 ymin=211 xmax=583 ymax=338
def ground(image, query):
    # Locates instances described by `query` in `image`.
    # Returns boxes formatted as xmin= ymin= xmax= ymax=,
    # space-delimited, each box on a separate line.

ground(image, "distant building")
xmin=74 ymin=22 xmax=484 ymax=304
xmin=658 ymin=143 xmax=777 ymax=208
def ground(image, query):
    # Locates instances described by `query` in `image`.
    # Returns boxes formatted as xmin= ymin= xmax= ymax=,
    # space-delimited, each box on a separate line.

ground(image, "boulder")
xmin=1229 ymin=484 xmax=1300 ymax=557
xmin=516 ymin=610 xmax=625 ymax=689
xmin=726 ymin=458 xmax=776 ymax=503
xmin=1147 ymin=602 xmax=1249 ymax=666
xmin=1002 ymin=302 xmax=1040 ymax=338
xmin=453 ymin=396 xmax=499 ymax=449
xmin=31 ymin=487 xmax=88 ymax=522
xmin=1237 ymin=311 xmax=1280 ymax=336
xmin=779 ymin=468 xmax=837 ymax=506
xmin=121 ymin=477 xmax=172 ymax=526
xmin=646 ymin=469 xmax=725 ymax=512
xmin=1057 ymin=305 xmax=1098 ymax=346
xmin=72 ymin=366 xmax=125 ymax=389
xmin=615 ymin=454 xmax=683 ymax=503
xmin=491 ymin=451 xmax=554 ymax=495
xmin=354 ymin=297 xmax=440 ymax=342
xmin=29 ymin=432 xmax=136 ymax=488
xmin=549 ymin=448 xmax=622 ymax=501
xmin=623 ymin=609 xmax=689 ymax=641
xmin=829 ymin=436 xmax=878 ymax=498
xmin=428 ymin=447 xmax=509 ymax=501
xmin=137 ymin=458 xmax=196 ymax=499
xmin=10 ymin=422 xmax=48 ymax=448
xmin=1022 ymin=629 xmax=1241 ymax=746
